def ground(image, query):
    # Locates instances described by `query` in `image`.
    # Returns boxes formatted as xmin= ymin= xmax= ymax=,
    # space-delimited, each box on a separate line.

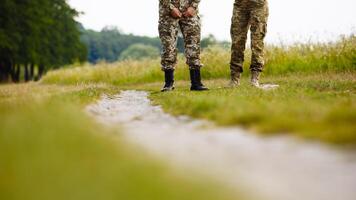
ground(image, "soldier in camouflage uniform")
xmin=159 ymin=0 xmax=208 ymax=92
xmin=229 ymin=0 xmax=269 ymax=87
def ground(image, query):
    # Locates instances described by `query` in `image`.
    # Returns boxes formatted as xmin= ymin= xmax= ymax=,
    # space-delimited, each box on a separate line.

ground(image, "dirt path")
xmin=87 ymin=90 xmax=356 ymax=200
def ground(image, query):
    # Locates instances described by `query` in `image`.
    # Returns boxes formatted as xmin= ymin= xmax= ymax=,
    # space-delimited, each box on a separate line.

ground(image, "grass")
xmin=1 ymin=35 xmax=355 ymax=200
xmin=147 ymin=73 xmax=356 ymax=145
xmin=42 ymin=35 xmax=355 ymax=85
xmin=40 ymin=35 xmax=356 ymax=145
xmin=0 ymin=84 xmax=238 ymax=200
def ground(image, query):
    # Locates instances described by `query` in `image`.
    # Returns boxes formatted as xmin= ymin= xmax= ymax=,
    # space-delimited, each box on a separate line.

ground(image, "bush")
xmin=119 ymin=44 xmax=160 ymax=61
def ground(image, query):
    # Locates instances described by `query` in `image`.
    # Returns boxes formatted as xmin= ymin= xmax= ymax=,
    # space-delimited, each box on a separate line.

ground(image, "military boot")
xmin=161 ymin=69 xmax=175 ymax=92
xmin=228 ymin=72 xmax=241 ymax=88
xmin=250 ymin=71 xmax=261 ymax=88
xmin=190 ymin=68 xmax=209 ymax=91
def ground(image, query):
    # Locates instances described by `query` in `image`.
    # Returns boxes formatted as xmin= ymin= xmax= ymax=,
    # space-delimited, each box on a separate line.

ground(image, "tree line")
xmin=0 ymin=0 xmax=86 ymax=83
xmin=80 ymin=26 xmax=161 ymax=63
xmin=80 ymin=27 xmax=224 ymax=63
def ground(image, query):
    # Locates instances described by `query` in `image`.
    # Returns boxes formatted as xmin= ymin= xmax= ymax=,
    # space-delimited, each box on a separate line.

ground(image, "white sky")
xmin=68 ymin=0 xmax=356 ymax=44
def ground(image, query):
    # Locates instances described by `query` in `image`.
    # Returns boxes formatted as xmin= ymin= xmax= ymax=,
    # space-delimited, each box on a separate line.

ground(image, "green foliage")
xmin=79 ymin=27 xmax=228 ymax=63
xmin=0 ymin=84 xmax=238 ymax=200
xmin=201 ymin=34 xmax=217 ymax=48
xmin=80 ymin=26 xmax=161 ymax=63
xmin=0 ymin=0 xmax=87 ymax=82
xmin=119 ymin=44 xmax=160 ymax=61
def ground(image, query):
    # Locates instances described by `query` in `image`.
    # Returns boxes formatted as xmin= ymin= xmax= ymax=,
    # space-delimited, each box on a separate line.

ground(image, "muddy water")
xmin=87 ymin=90 xmax=356 ymax=200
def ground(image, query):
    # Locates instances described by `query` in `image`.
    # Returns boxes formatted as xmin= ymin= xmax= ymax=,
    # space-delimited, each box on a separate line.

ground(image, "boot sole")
xmin=161 ymin=87 xmax=175 ymax=92
xmin=190 ymin=88 xmax=209 ymax=91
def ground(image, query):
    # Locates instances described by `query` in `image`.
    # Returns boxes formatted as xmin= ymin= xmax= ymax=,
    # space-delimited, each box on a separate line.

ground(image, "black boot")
xmin=190 ymin=68 xmax=209 ymax=91
xmin=161 ymin=69 xmax=175 ymax=92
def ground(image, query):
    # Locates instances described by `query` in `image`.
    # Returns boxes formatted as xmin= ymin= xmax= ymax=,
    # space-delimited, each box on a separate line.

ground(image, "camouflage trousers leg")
xmin=179 ymin=16 xmax=202 ymax=70
xmin=230 ymin=1 xmax=249 ymax=74
xmin=250 ymin=1 xmax=269 ymax=72
xmin=159 ymin=16 xmax=179 ymax=71
xmin=158 ymin=15 xmax=202 ymax=71
xmin=230 ymin=0 xmax=269 ymax=73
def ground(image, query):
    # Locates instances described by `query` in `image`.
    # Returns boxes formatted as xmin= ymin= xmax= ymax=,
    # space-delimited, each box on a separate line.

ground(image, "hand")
xmin=171 ymin=7 xmax=182 ymax=18
xmin=183 ymin=7 xmax=196 ymax=18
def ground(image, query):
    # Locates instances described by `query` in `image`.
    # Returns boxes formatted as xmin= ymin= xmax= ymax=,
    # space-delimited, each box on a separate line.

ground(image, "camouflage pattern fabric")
xmin=230 ymin=0 xmax=269 ymax=73
xmin=159 ymin=0 xmax=202 ymax=71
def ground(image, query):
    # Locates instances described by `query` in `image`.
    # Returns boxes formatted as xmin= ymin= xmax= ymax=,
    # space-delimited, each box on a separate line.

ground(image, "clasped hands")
xmin=171 ymin=7 xmax=196 ymax=18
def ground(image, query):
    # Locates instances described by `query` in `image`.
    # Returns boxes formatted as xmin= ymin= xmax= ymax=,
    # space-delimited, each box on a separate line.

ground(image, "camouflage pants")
xmin=230 ymin=0 xmax=269 ymax=73
xmin=159 ymin=15 xmax=202 ymax=71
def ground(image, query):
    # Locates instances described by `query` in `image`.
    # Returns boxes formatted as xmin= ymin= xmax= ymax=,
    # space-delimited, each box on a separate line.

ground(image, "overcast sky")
xmin=68 ymin=0 xmax=356 ymax=44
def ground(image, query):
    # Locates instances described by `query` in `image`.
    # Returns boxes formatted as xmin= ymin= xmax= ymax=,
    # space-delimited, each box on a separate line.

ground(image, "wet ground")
xmin=87 ymin=90 xmax=356 ymax=200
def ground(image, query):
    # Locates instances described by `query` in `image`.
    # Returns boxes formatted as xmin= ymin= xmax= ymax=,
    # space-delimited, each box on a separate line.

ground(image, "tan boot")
xmin=228 ymin=72 xmax=241 ymax=88
xmin=250 ymin=71 xmax=261 ymax=88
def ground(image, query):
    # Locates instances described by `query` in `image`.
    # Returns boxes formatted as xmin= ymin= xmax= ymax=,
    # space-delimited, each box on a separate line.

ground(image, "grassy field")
xmin=41 ymin=36 xmax=356 ymax=145
xmin=0 ymin=84 xmax=238 ymax=200
xmin=149 ymin=74 xmax=356 ymax=145
xmin=1 ymin=35 xmax=355 ymax=200
xmin=42 ymin=35 xmax=355 ymax=85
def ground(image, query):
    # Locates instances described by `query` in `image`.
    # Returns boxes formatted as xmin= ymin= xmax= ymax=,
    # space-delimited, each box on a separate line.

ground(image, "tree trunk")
xmin=24 ymin=64 xmax=30 ymax=82
xmin=12 ymin=65 xmax=21 ymax=83
xmin=0 ymin=61 xmax=5 ymax=83
xmin=16 ymin=65 xmax=20 ymax=82
xmin=36 ymin=64 xmax=44 ymax=81
xmin=10 ymin=63 xmax=16 ymax=82
xmin=30 ymin=63 xmax=35 ymax=81
xmin=0 ymin=60 xmax=11 ymax=83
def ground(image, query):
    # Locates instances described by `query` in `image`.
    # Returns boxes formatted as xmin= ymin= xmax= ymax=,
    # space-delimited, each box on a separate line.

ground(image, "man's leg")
xmin=180 ymin=16 xmax=208 ymax=91
xmin=230 ymin=0 xmax=250 ymax=87
xmin=250 ymin=2 xmax=269 ymax=87
xmin=159 ymin=16 xmax=179 ymax=92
